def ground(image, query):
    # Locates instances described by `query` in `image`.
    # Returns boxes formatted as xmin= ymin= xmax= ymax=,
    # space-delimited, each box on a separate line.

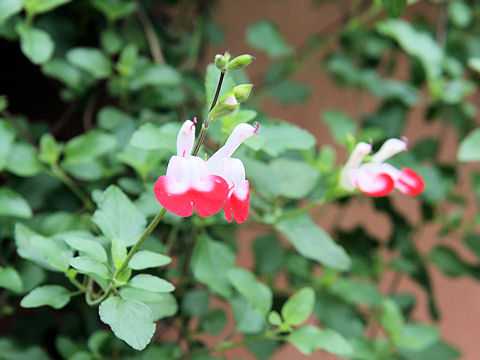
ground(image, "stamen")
xmin=182 ymin=150 xmax=186 ymax=157
xmin=190 ymin=117 xmax=197 ymax=130
xmin=253 ymin=121 xmax=259 ymax=136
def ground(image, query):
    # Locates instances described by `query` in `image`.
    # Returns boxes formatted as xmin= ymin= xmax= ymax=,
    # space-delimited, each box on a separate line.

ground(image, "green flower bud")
xmin=233 ymin=84 xmax=253 ymax=103
xmin=209 ymin=92 xmax=239 ymax=121
xmin=226 ymin=54 xmax=255 ymax=70
xmin=215 ymin=54 xmax=228 ymax=71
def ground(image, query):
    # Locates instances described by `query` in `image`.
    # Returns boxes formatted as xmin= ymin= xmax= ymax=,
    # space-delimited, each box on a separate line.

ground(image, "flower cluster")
xmin=340 ymin=138 xmax=425 ymax=197
xmin=154 ymin=119 xmax=258 ymax=223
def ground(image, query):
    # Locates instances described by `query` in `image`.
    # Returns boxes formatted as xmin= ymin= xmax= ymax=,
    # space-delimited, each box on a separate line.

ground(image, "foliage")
xmin=0 ymin=0 xmax=479 ymax=359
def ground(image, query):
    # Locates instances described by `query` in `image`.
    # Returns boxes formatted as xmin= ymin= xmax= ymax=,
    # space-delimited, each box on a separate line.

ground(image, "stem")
xmin=85 ymin=280 xmax=113 ymax=306
xmin=114 ymin=207 xmax=167 ymax=277
xmin=50 ymin=163 xmax=95 ymax=211
xmin=191 ymin=71 xmax=225 ymax=156
xmin=135 ymin=0 xmax=165 ymax=64
xmin=278 ymin=199 xmax=325 ymax=221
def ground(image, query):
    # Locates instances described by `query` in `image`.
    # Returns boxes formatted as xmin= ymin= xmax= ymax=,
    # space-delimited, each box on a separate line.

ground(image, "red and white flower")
xmin=207 ymin=122 xmax=259 ymax=223
xmin=154 ymin=119 xmax=229 ymax=217
xmin=340 ymin=138 xmax=425 ymax=197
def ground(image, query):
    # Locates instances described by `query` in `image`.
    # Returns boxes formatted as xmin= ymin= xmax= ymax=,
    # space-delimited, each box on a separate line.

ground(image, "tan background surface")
xmin=202 ymin=0 xmax=480 ymax=359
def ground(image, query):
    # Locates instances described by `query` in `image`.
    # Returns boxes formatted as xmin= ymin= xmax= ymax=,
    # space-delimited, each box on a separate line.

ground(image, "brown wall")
xmin=205 ymin=0 xmax=480 ymax=359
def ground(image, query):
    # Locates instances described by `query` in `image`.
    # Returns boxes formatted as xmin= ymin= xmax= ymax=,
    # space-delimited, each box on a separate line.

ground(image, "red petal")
xmin=154 ymin=176 xmax=193 ymax=216
xmin=350 ymin=169 xmax=394 ymax=197
xmin=191 ymin=175 xmax=229 ymax=217
xmin=223 ymin=198 xmax=233 ymax=222
xmin=230 ymin=181 xmax=250 ymax=223
xmin=396 ymin=168 xmax=425 ymax=196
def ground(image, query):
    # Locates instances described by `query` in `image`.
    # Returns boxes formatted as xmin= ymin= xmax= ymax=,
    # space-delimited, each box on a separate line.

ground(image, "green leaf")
xmin=191 ymin=236 xmax=235 ymax=297
xmin=92 ymin=185 xmax=147 ymax=247
xmin=129 ymin=122 xmax=180 ymax=152
xmin=449 ymin=1 xmax=472 ymax=28
xmin=116 ymin=43 xmax=138 ymax=76
xmin=227 ymin=268 xmax=272 ymax=315
xmin=6 ymin=143 xmax=42 ymax=176
xmin=270 ymin=158 xmax=320 ymax=199
xmin=0 ymin=119 xmax=15 ymax=170
xmin=377 ymin=20 xmax=443 ymax=80
xmin=231 ymin=296 xmax=265 ymax=334
xmin=99 ymin=296 xmax=155 ymax=350
xmin=69 ymin=256 xmax=110 ymax=279
xmin=275 ymin=215 xmax=351 ymax=271
xmin=120 ymin=288 xmax=178 ymax=321
xmin=15 ymin=223 xmax=72 ymax=272
xmin=246 ymin=20 xmax=293 ymax=58
xmin=130 ymin=64 xmax=181 ymax=90
xmin=129 ymin=274 xmax=175 ymax=293
xmin=267 ymin=80 xmax=311 ymax=104
xmin=199 ymin=308 xmax=227 ymax=334
xmin=260 ymin=122 xmax=316 ymax=157
xmin=182 ymin=289 xmax=209 ymax=317
xmin=322 ymin=110 xmax=357 ymax=145
xmin=129 ymin=250 xmax=171 ymax=270
xmin=66 ymin=48 xmax=112 ymax=79
xmin=63 ymin=130 xmax=117 ymax=165
xmin=39 ymin=133 xmax=62 ymax=165
xmin=287 ymin=326 xmax=353 ymax=356
xmin=21 ymin=285 xmax=70 ymax=309
xmin=429 ymin=246 xmax=470 ymax=277
xmin=382 ymin=0 xmax=406 ymax=18
xmin=16 ymin=22 xmax=54 ymax=65
xmin=330 ymin=279 xmax=383 ymax=306
xmin=64 ymin=236 xmax=108 ymax=264
xmin=242 ymin=157 xmax=280 ymax=199
xmin=397 ymin=323 xmax=440 ymax=352
xmin=111 ymin=236 xmax=127 ymax=269
xmin=42 ymin=59 xmax=84 ymax=89
xmin=281 ymin=287 xmax=315 ymax=326
xmin=23 ymin=0 xmax=71 ymax=15
xmin=91 ymin=0 xmax=136 ymax=21
xmin=0 ymin=187 xmax=32 ymax=218
xmin=380 ymin=299 xmax=404 ymax=342
xmin=399 ymin=340 xmax=461 ymax=360
xmin=0 ymin=266 xmax=23 ymax=293
xmin=252 ymin=235 xmax=285 ymax=276
xmin=0 ymin=0 xmax=22 ymax=25
xmin=464 ymin=234 xmax=480 ymax=259
xmin=458 ymin=128 xmax=480 ymax=162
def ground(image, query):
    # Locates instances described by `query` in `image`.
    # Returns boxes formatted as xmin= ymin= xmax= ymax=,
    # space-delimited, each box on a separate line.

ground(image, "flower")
xmin=207 ymin=122 xmax=259 ymax=223
xmin=340 ymin=138 xmax=425 ymax=197
xmin=154 ymin=119 xmax=229 ymax=217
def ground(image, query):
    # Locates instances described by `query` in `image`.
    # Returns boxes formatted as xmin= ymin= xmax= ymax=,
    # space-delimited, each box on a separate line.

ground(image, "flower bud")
xmin=215 ymin=54 xmax=229 ymax=71
xmin=226 ymin=54 xmax=255 ymax=70
xmin=233 ymin=84 xmax=253 ymax=103
xmin=209 ymin=93 xmax=239 ymax=120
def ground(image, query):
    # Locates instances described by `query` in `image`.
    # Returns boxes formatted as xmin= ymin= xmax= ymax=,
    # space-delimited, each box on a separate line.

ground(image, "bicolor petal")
xmin=349 ymin=169 xmax=395 ymax=197
xmin=154 ymin=119 xmax=229 ymax=217
xmin=207 ymin=122 xmax=258 ymax=223
xmin=340 ymin=137 xmax=424 ymax=197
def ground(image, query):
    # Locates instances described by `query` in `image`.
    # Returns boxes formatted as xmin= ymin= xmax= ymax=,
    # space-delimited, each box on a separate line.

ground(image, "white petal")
xmin=371 ymin=138 xmax=407 ymax=163
xmin=176 ymin=120 xmax=196 ymax=157
xmin=339 ymin=142 xmax=372 ymax=190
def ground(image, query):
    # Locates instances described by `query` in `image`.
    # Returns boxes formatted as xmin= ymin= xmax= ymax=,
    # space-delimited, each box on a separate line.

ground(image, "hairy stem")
xmin=114 ymin=207 xmax=167 ymax=278
xmin=191 ymin=71 xmax=225 ymax=156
